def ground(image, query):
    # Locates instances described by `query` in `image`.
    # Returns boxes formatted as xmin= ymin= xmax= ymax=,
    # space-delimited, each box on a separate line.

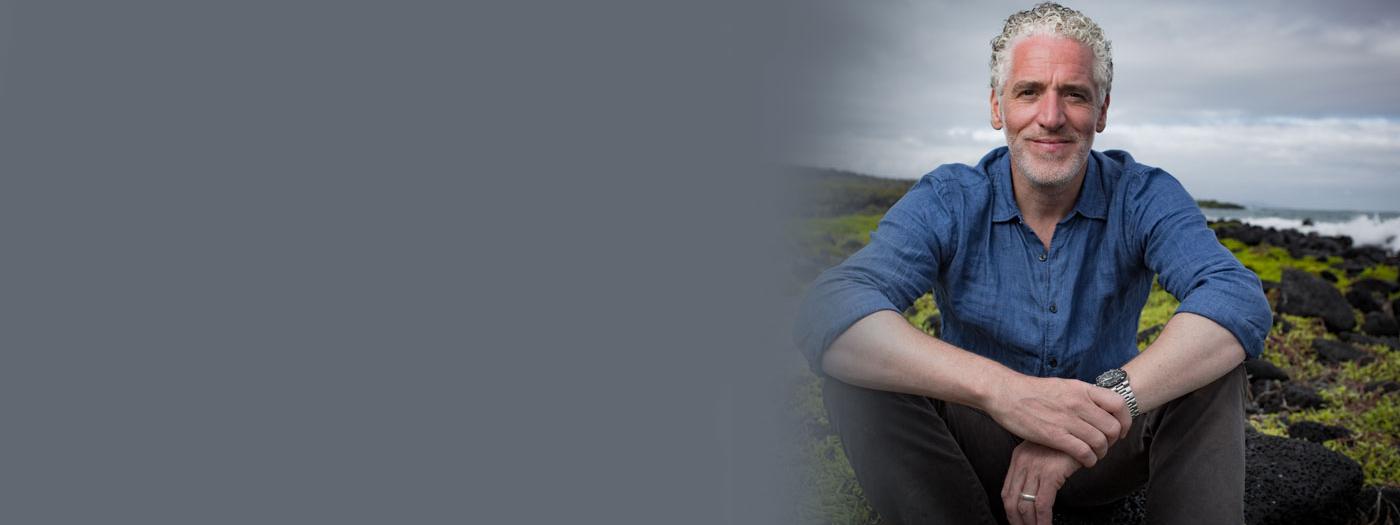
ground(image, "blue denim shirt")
xmin=795 ymin=147 xmax=1271 ymax=382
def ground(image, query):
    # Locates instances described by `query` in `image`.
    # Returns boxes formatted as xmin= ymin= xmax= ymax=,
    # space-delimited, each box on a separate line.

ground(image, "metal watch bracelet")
xmin=1113 ymin=381 xmax=1141 ymax=419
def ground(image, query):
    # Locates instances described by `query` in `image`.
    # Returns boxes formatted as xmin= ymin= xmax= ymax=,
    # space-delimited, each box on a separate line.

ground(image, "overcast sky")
xmin=769 ymin=0 xmax=1400 ymax=212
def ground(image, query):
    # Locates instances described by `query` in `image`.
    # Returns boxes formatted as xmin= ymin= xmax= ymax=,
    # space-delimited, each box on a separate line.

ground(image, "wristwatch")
xmin=1094 ymin=368 xmax=1141 ymax=419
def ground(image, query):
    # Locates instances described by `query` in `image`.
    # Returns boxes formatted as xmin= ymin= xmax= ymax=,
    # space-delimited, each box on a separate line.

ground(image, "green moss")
xmin=1340 ymin=440 xmax=1400 ymax=488
xmin=1218 ymin=238 xmax=1341 ymax=283
xmin=1251 ymin=335 xmax=1400 ymax=487
xmin=1137 ymin=282 xmax=1180 ymax=349
xmin=1311 ymin=393 xmax=1400 ymax=487
xmin=1352 ymin=264 xmax=1399 ymax=292
xmin=1366 ymin=264 xmax=1397 ymax=283
xmin=1338 ymin=348 xmax=1400 ymax=386
xmin=1249 ymin=413 xmax=1290 ymax=437
xmin=903 ymin=293 xmax=940 ymax=336
xmin=797 ymin=434 xmax=878 ymax=525
xmin=789 ymin=370 xmax=879 ymax=525
xmin=1262 ymin=315 xmax=1330 ymax=380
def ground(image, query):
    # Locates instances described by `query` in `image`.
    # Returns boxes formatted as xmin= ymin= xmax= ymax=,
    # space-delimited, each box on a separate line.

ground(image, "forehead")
xmin=1007 ymin=35 xmax=1095 ymax=85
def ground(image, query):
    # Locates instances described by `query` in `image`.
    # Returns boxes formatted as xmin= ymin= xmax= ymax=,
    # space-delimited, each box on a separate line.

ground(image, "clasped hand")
xmin=1001 ymin=441 xmax=1080 ymax=525
xmin=989 ymin=376 xmax=1131 ymax=525
xmin=988 ymin=375 xmax=1131 ymax=468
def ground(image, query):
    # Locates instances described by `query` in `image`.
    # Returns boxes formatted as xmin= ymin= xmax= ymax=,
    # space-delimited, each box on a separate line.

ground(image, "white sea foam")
xmin=1237 ymin=215 xmax=1400 ymax=253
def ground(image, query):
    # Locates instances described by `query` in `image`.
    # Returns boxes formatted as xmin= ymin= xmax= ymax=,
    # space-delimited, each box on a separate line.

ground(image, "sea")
xmin=1201 ymin=207 xmax=1400 ymax=254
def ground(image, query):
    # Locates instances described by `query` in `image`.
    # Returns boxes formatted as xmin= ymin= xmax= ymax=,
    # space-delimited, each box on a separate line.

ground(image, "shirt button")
xmin=1048 ymin=357 xmax=1058 ymax=367
xmin=1038 ymin=253 xmax=1047 ymax=262
xmin=1049 ymin=303 xmax=1058 ymax=313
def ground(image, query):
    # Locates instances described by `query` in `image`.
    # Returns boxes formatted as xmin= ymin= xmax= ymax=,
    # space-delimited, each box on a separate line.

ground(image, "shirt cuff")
xmin=794 ymin=286 xmax=900 ymax=377
xmin=1172 ymin=283 xmax=1272 ymax=359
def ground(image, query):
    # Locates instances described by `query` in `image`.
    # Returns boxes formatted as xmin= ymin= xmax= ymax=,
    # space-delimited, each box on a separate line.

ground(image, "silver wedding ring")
xmin=1019 ymin=493 xmax=1037 ymax=502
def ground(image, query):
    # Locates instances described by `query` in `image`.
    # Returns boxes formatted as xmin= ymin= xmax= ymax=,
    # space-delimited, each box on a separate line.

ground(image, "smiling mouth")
xmin=1026 ymin=138 xmax=1075 ymax=154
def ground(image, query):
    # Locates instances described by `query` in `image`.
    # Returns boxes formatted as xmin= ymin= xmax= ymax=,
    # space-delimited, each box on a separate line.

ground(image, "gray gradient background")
xmin=0 ymin=1 xmax=791 ymax=523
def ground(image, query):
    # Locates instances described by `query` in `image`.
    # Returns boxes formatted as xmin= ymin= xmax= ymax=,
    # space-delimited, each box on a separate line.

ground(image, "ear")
xmin=1096 ymin=92 xmax=1110 ymax=132
xmin=989 ymin=88 xmax=1003 ymax=130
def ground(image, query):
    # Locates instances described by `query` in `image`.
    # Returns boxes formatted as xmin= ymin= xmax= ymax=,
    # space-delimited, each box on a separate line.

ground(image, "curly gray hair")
xmin=989 ymin=2 xmax=1113 ymax=103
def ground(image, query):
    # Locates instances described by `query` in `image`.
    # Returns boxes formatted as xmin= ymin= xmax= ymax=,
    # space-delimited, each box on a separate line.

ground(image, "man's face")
xmin=990 ymin=35 xmax=1109 ymax=190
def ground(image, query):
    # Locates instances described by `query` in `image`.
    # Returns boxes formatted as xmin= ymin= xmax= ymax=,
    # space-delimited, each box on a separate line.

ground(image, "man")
xmin=794 ymin=3 xmax=1271 ymax=524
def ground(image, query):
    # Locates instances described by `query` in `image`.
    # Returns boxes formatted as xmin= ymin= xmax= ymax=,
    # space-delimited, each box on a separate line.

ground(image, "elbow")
xmin=1174 ymin=269 xmax=1273 ymax=360
xmin=818 ymin=326 xmax=863 ymax=381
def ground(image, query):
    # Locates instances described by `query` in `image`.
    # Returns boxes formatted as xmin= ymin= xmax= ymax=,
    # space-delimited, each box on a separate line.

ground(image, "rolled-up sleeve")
xmin=793 ymin=175 xmax=952 ymax=375
xmin=1131 ymin=169 xmax=1272 ymax=358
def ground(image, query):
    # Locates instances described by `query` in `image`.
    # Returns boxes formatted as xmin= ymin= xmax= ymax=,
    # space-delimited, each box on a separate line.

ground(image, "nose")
xmin=1034 ymin=91 xmax=1066 ymax=131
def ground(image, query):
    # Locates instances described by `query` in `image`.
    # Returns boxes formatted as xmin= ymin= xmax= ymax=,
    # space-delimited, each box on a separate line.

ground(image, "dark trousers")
xmin=822 ymin=365 xmax=1247 ymax=525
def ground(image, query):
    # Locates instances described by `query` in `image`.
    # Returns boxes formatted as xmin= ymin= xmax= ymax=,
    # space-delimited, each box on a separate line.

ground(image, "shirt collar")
xmin=988 ymin=147 xmax=1108 ymax=223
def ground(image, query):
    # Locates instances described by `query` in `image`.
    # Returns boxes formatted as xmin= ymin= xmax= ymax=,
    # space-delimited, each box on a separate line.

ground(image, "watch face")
xmin=1096 ymin=368 xmax=1126 ymax=387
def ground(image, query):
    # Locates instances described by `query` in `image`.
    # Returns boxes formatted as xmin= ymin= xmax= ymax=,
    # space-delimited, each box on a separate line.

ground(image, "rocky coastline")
xmin=1081 ymin=220 xmax=1400 ymax=524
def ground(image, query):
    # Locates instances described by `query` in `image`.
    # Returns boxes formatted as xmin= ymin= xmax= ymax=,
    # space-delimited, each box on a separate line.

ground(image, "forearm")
xmin=1121 ymin=312 xmax=1246 ymax=412
xmin=825 ymin=310 xmax=1134 ymax=467
xmin=821 ymin=310 xmax=1015 ymax=411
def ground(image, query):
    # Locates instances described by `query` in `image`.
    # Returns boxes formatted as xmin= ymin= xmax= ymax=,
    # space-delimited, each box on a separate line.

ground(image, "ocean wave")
xmin=1237 ymin=215 xmax=1400 ymax=253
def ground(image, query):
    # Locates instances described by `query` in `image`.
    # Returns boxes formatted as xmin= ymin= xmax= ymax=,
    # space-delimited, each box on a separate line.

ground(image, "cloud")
xmin=1101 ymin=117 xmax=1400 ymax=162
xmin=1097 ymin=117 xmax=1400 ymax=210
xmin=769 ymin=0 xmax=1400 ymax=211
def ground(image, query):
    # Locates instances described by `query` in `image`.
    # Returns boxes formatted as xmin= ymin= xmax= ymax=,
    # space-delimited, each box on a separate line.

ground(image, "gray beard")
xmin=1009 ymin=144 xmax=1088 ymax=190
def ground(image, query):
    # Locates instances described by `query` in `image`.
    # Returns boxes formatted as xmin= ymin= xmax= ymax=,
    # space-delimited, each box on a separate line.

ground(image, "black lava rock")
xmin=1253 ymin=379 xmax=1283 ymax=411
xmin=1224 ymin=223 xmax=1266 ymax=245
xmin=1254 ymin=380 xmax=1329 ymax=413
xmin=1054 ymin=433 xmax=1367 ymax=525
xmin=1319 ymin=271 xmax=1338 ymax=283
xmin=1355 ymin=486 xmax=1400 ymax=524
xmin=1244 ymin=433 xmax=1364 ymax=525
xmin=1362 ymin=311 xmax=1399 ymax=337
xmin=1207 ymin=222 xmax=1366 ymax=262
xmin=1345 ymin=289 xmax=1383 ymax=313
xmin=1339 ymin=332 xmax=1400 ymax=351
xmin=1364 ymin=380 xmax=1400 ymax=395
xmin=1350 ymin=277 xmax=1399 ymax=296
xmin=1334 ymin=259 xmax=1368 ymax=277
xmin=1244 ymin=358 xmax=1291 ymax=382
xmin=1382 ymin=487 xmax=1400 ymax=520
xmin=1343 ymin=246 xmax=1391 ymax=266
xmin=1282 ymin=383 xmax=1328 ymax=410
xmin=1276 ymin=268 xmax=1356 ymax=333
xmin=1312 ymin=339 xmax=1373 ymax=365
xmin=1287 ymin=421 xmax=1352 ymax=444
